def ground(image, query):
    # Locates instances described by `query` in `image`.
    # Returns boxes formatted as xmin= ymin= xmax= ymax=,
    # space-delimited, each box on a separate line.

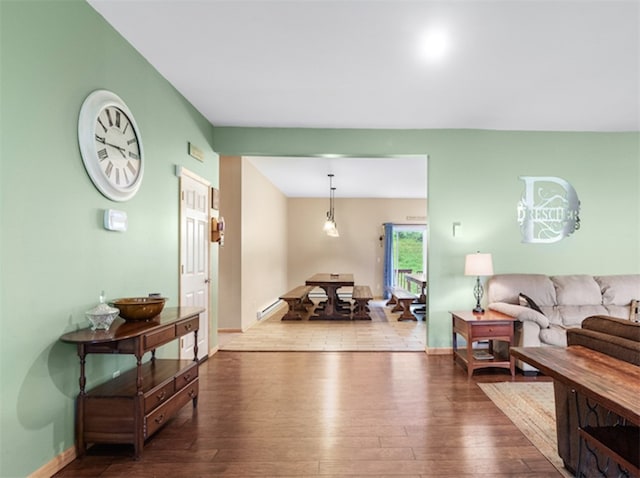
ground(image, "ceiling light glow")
xmin=420 ymin=28 xmax=449 ymax=62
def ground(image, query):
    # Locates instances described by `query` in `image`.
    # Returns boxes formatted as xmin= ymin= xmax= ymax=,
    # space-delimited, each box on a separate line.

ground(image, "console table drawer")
xmin=144 ymin=326 xmax=176 ymax=349
xmin=144 ymin=381 xmax=175 ymax=414
xmin=175 ymin=362 xmax=198 ymax=389
xmin=176 ymin=316 xmax=199 ymax=336
xmin=145 ymin=379 xmax=199 ymax=438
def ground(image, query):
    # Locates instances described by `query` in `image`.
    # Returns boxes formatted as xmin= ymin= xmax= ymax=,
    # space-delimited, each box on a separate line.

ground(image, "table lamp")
xmin=464 ymin=252 xmax=494 ymax=314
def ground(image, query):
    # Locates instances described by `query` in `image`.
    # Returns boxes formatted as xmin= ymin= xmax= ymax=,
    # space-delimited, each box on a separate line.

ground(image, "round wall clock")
xmin=78 ymin=90 xmax=144 ymax=202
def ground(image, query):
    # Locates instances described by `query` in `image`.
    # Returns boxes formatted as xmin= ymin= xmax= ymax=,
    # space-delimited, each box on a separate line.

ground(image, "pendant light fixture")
xmin=323 ymin=174 xmax=339 ymax=237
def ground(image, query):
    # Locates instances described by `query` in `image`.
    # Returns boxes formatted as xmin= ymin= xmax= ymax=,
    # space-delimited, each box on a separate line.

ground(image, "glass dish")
xmin=86 ymin=292 xmax=119 ymax=330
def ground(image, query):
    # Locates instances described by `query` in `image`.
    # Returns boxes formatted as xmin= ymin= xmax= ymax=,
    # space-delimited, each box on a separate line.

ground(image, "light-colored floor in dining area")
xmin=219 ymin=300 xmax=427 ymax=352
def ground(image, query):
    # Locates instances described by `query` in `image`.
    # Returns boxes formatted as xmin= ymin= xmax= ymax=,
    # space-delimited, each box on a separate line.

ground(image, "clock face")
xmin=94 ymin=106 xmax=142 ymax=189
xmin=78 ymin=90 xmax=144 ymax=201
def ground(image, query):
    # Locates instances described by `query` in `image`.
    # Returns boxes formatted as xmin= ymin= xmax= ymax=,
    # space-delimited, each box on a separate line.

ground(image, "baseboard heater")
xmin=256 ymin=299 xmax=285 ymax=320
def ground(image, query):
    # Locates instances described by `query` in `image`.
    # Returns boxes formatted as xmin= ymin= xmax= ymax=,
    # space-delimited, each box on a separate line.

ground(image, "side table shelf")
xmin=60 ymin=306 xmax=204 ymax=459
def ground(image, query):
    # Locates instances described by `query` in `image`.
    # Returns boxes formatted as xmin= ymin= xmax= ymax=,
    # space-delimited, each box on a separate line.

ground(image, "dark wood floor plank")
xmin=54 ymin=351 xmax=561 ymax=477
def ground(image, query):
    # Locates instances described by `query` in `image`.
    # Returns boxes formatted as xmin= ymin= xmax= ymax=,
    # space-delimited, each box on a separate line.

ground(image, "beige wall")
xmin=220 ymin=157 xmax=289 ymax=331
xmin=219 ymin=156 xmax=242 ymax=330
xmin=240 ymin=159 xmax=289 ymax=329
xmin=287 ymin=198 xmax=427 ymax=298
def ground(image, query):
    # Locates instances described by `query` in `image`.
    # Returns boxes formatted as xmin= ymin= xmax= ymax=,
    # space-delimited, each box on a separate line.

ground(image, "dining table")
xmin=405 ymin=272 xmax=427 ymax=317
xmin=405 ymin=272 xmax=427 ymax=304
xmin=305 ymin=273 xmax=354 ymax=320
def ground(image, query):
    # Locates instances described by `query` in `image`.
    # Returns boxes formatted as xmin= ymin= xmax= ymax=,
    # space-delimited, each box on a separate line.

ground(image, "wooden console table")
xmin=60 ymin=306 xmax=204 ymax=459
xmin=511 ymin=345 xmax=640 ymax=476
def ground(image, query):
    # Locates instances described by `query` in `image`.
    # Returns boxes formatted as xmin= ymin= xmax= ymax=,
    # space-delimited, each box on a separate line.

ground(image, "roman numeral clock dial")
xmin=78 ymin=90 xmax=144 ymax=202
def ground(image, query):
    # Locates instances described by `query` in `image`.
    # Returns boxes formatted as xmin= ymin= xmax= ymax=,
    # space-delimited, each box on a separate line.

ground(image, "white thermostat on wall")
xmin=104 ymin=209 xmax=128 ymax=232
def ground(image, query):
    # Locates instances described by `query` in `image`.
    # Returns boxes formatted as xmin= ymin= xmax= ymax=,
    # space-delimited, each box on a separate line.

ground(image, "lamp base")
xmin=472 ymin=276 xmax=485 ymax=314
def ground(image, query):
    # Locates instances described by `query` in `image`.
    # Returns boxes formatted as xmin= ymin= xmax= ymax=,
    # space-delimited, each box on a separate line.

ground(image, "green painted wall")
xmin=0 ymin=1 xmax=218 ymax=476
xmin=214 ymin=127 xmax=640 ymax=349
xmin=1 ymin=1 xmax=638 ymax=476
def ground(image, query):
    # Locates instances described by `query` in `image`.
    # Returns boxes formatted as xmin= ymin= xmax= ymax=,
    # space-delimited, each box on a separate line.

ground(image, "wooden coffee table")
xmin=511 ymin=345 xmax=640 ymax=476
xmin=450 ymin=310 xmax=516 ymax=377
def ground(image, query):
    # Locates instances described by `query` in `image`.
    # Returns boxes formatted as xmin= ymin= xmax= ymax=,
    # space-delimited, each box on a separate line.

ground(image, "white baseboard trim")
xmin=426 ymin=346 xmax=453 ymax=355
xmin=28 ymin=445 xmax=77 ymax=478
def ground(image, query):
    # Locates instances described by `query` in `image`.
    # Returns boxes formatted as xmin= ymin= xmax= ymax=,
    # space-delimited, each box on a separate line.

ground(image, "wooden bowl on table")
xmin=111 ymin=297 xmax=166 ymax=321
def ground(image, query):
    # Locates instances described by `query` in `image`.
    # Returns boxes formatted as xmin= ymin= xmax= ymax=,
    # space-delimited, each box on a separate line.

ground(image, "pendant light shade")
xmin=323 ymin=174 xmax=339 ymax=237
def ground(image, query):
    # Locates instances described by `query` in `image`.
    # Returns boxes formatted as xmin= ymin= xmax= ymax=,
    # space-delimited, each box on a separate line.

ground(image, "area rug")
xmin=478 ymin=381 xmax=572 ymax=478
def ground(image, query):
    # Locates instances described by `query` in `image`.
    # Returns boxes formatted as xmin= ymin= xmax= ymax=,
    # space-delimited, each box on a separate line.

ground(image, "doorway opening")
xmin=383 ymin=223 xmax=428 ymax=300
xmin=218 ymin=154 xmax=429 ymax=351
xmin=391 ymin=224 xmax=427 ymax=289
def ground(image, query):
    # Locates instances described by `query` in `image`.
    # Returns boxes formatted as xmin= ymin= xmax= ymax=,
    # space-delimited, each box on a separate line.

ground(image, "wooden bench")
xmin=352 ymin=285 xmax=373 ymax=320
xmin=387 ymin=286 xmax=418 ymax=321
xmin=279 ymin=285 xmax=314 ymax=320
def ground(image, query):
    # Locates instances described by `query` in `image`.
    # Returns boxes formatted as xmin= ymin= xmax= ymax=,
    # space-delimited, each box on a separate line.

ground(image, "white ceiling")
xmin=87 ymin=0 xmax=639 ymax=197
xmin=247 ymin=155 xmax=427 ymax=198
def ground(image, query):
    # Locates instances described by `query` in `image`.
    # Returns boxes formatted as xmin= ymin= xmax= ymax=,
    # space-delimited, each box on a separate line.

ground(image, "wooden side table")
xmin=450 ymin=310 xmax=516 ymax=377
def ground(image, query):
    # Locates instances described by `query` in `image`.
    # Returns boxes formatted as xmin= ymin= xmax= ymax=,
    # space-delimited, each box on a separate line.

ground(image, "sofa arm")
xmin=567 ymin=328 xmax=640 ymax=366
xmin=581 ymin=315 xmax=640 ymax=342
xmin=488 ymin=302 xmax=550 ymax=328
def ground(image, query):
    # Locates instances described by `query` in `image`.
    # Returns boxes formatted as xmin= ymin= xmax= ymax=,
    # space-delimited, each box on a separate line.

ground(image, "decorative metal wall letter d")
xmin=517 ymin=176 xmax=581 ymax=244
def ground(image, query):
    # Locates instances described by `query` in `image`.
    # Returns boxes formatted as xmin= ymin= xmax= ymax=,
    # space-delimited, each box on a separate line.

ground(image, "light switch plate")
xmin=104 ymin=209 xmax=127 ymax=232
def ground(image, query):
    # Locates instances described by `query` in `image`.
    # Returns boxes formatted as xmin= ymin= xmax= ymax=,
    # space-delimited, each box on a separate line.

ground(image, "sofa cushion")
xmin=595 ymin=275 xmax=640 ymax=306
xmin=552 ymin=275 xmax=602 ymax=306
xmin=487 ymin=274 xmax=556 ymax=306
xmin=604 ymin=305 xmax=637 ymax=321
xmin=557 ymin=305 xmax=609 ymax=327
xmin=539 ymin=324 xmax=569 ymax=346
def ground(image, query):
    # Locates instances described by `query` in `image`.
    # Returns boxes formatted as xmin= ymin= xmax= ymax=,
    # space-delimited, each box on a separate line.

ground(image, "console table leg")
xmin=193 ymin=329 xmax=199 ymax=362
xmin=76 ymin=345 xmax=87 ymax=457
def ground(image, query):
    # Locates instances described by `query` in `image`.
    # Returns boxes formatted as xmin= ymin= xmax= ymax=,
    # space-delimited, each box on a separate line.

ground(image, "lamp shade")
xmin=464 ymin=253 xmax=494 ymax=276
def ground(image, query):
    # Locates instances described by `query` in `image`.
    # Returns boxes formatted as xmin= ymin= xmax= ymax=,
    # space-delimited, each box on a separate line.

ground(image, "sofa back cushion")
xmin=551 ymin=275 xmax=602 ymax=305
xmin=486 ymin=273 xmax=639 ymax=327
xmin=557 ymin=305 xmax=609 ymax=326
xmin=595 ymin=275 xmax=640 ymax=306
xmin=487 ymin=274 xmax=556 ymax=306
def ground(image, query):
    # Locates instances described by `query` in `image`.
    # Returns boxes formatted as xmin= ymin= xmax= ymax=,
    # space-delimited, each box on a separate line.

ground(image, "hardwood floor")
xmin=54 ymin=352 xmax=560 ymax=477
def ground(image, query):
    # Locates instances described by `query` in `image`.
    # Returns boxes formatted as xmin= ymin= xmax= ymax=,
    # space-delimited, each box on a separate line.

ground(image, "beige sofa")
xmin=486 ymin=274 xmax=639 ymax=372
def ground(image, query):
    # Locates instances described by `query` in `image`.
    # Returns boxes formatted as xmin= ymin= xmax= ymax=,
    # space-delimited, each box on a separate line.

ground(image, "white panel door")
xmin=180 ymin=172 xmax=210 ymax=361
